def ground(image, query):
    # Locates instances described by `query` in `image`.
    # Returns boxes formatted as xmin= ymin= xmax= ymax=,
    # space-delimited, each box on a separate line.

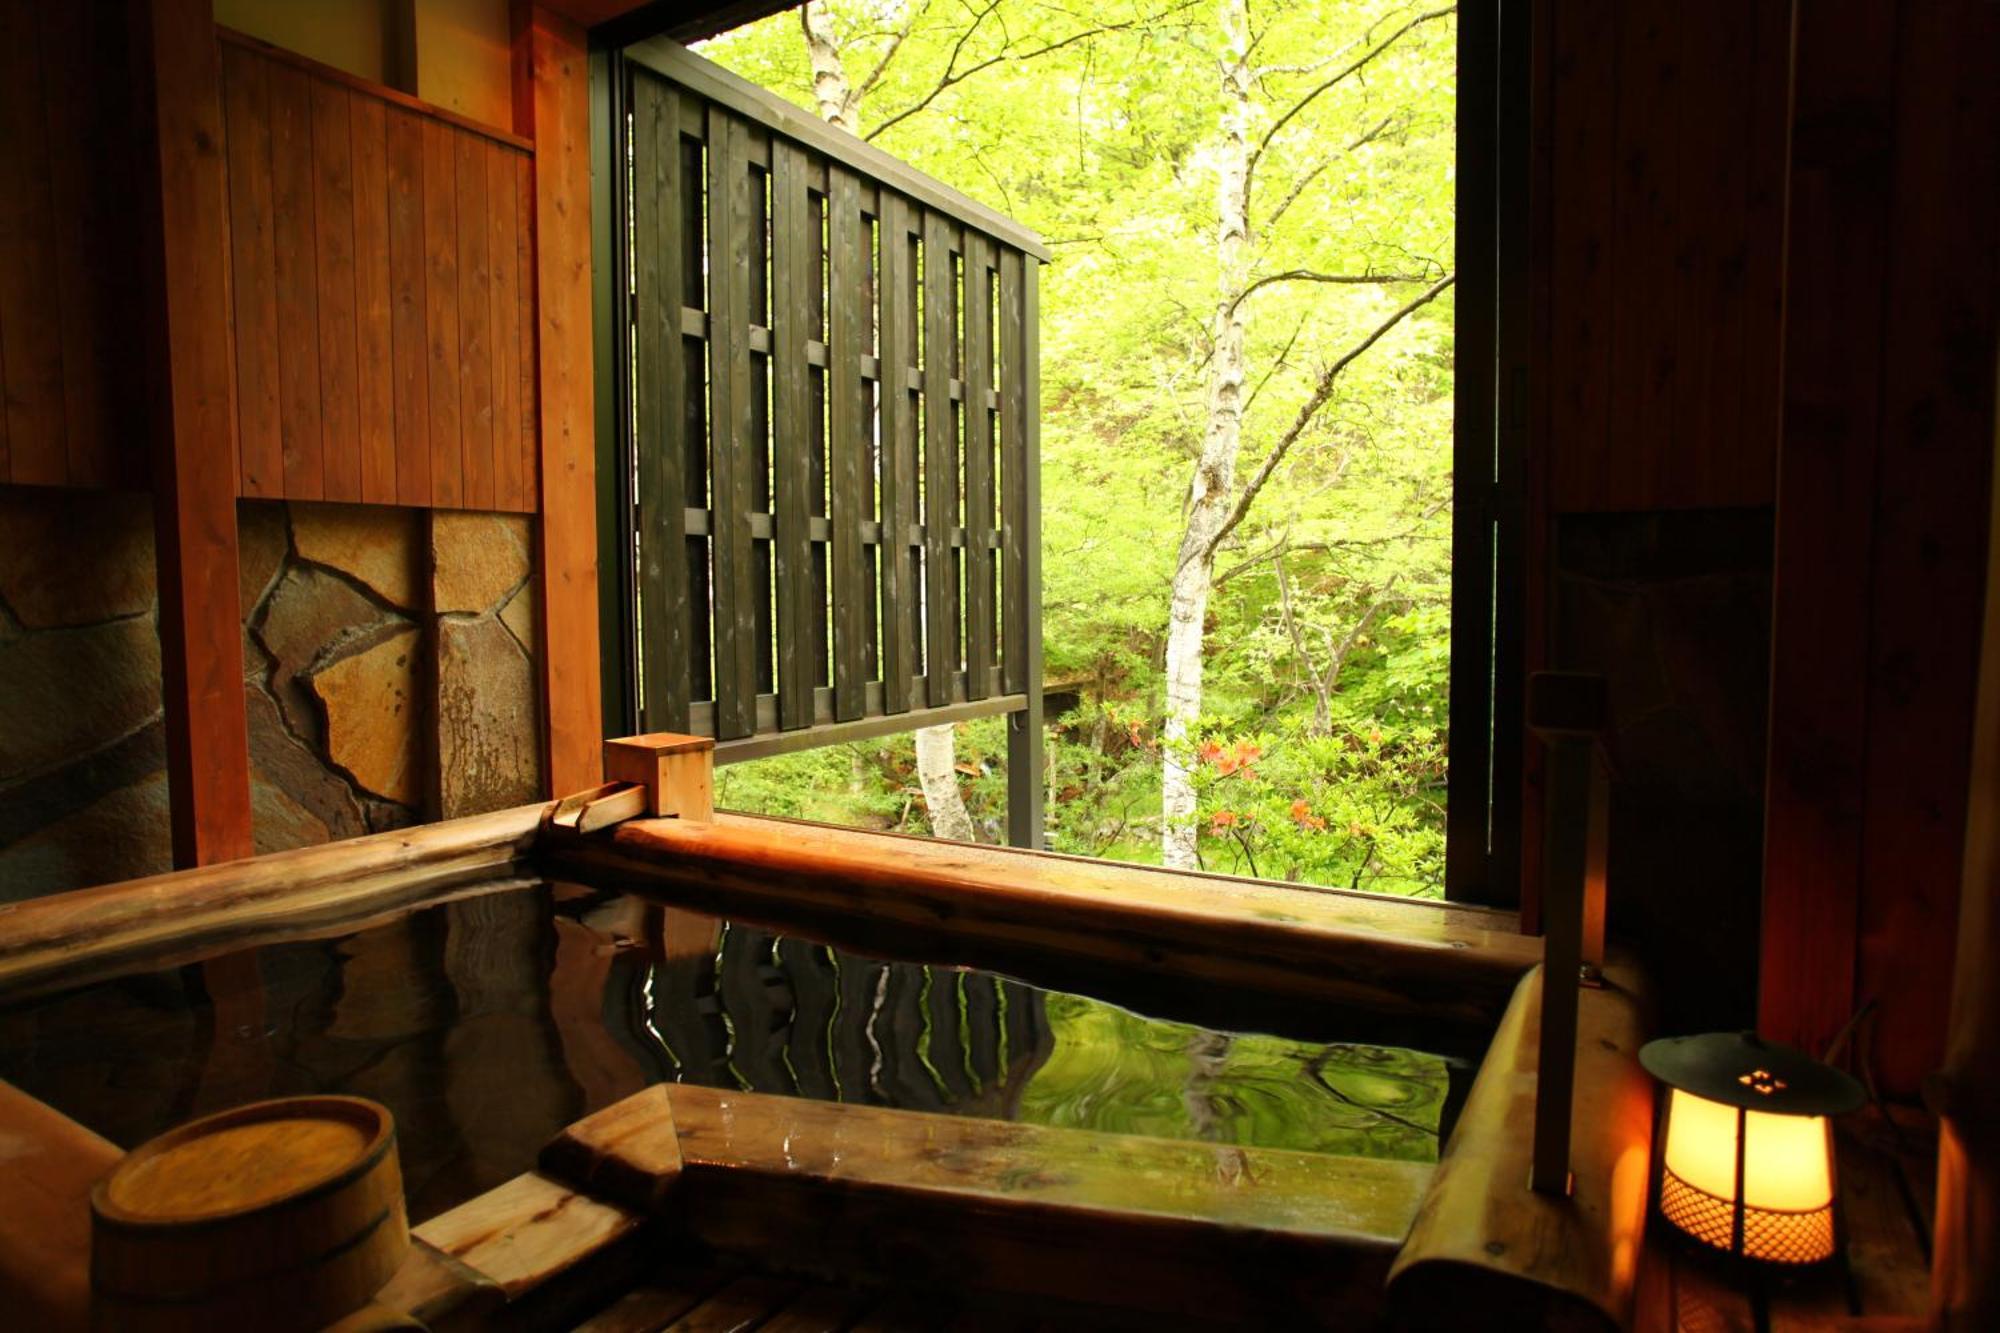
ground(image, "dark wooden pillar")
xmin=133 ymin=0 xmax=255 ymax=866
xmin=513 ymin=3 xmax=604 ymax=797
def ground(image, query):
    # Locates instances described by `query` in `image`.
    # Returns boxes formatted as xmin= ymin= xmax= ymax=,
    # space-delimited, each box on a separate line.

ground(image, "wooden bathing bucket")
xmin=89 ymin=1096 xmax=408 ymax=1332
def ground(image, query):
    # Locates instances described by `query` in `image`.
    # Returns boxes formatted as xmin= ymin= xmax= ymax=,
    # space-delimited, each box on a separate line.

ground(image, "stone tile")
xmin=0 ymin=616 xmax=163 ymax=784
xmin=0 ymin=488 xmax=155 ymax=629
xmin=311 ymin=625 xmax=423 ymax=808
xmin=251 ymin=771 xmax=333 ymax=854
xmin=499 ymin=580 xmax=537 ymax=655
xmin=292 ymin=502 xmax=423 ymax=610
xmin=0 ymin=770 xmax=173 ymax=902
xmin=437 ymin=615 xmax=543 ymax=817
xmin=245 ymin=684 xmax=367 ymax=841
xmin=237 ymin=499 xmax=291 ymax=618
xmin=254 ymin=565 xmax=398 ymax=743
xmin=432 ymin=512 xmax=532 ymax=614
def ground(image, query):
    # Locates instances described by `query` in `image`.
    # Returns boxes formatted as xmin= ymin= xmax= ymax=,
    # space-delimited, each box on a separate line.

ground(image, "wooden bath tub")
xmin=0 ymin=785 xmax=1650 ymax=1330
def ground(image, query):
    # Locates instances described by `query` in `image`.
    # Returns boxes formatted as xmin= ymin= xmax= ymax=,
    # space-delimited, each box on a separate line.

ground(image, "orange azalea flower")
xmin=1289 ymin=799 xmax=1326 ymax=832
xmin=1209 ymin=810 xmax=1240 ymax=832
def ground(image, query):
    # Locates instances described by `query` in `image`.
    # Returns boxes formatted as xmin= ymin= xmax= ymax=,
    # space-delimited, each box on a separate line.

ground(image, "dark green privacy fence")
xmin=602 ymin=40 xmax=1047 ymax=845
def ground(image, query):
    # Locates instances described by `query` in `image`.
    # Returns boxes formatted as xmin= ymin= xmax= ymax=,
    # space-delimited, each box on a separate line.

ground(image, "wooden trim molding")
xmin=515 ymin=6 xmax=605 ymax=797
xmin=132 ymin=0 xmax=254 ymax=868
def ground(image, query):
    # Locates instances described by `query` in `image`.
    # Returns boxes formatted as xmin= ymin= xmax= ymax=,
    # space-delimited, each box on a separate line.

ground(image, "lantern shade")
xmin=1640 ymin=1033 xmax=1863 ymax=1265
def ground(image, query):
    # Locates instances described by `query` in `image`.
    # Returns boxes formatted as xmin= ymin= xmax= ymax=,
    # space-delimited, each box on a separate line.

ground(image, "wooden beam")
xmin=132 ymin=0 xmax=254 ymax=869
xmin=545 ymin=811 xmax=1541 ymax=1033
xmin=515 ymin=5 xmax=605 ymax=798
xmin=602 ymin=732 xmax=714 ymax=819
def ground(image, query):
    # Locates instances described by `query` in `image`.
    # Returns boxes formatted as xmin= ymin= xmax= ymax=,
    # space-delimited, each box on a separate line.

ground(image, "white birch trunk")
xmin=798 ymin=1 xmax=979 ymax=844
xmin=1160 ymin=0 xmax=1255 ymax=869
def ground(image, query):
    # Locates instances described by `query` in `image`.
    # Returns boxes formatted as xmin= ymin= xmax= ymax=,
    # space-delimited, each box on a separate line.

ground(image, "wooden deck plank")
xmin=413 ymin=1171 xmax=643 ymax=1299
xmin=662 ymin=1275 xmax=804 ymax=1333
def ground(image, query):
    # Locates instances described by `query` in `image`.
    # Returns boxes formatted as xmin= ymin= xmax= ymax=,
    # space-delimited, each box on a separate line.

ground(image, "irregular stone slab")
xmin=0 ymin=489 xmax=154 ymax=629
xmin=0 ymin=770 xmax=172 ymax=902
xmin=251 ymin=770 xmax=332 ymax=854
xmin=437 ymin=615 xmax=543 ymax=817
xmin=499 ymin=581 xmax=537 ymax=655
xmin=293 ymin=502 xmax=422 ymax=611
xmin=0 ymin=616 xmax=162 ymax=784
xmin=433 ymin=512 xmax=532 ymax=615
xmin=255 ymin=565 xmax=396 ymax=743
xmin=311 ymin=625 xmax=423 ymax=808
xmin=245 ymin=683 xmax=367 ymax=841
xmin=237 ymin=499 xmax=291 ymax=619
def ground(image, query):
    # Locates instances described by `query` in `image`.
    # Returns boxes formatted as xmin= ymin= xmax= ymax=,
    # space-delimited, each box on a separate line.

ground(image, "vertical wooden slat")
xmin=771 ymin=141 xmax=815 ymax=730
xmin=220 ymin=43 xmax=280 ymax=497
xmin=634 ymin=71 xmax=692 ymax=731
xmin=828 ymin=166 xmax=868 ymax=721
xmin=41 ymin=3 xmax=122 ymax=487
xmin=0 ymin=0 xmax=66 ymax=484
xmin=422 ymin=118 xmax=462 ymax=508
xmin=707 ymin=107 xmax=759 ymax=738
xmin=487 ymin=142 xmax=523 ymax=512
xmin=456 ymin=130 xmax=495 ymax=511
xmin=136 ymin=0 xmax=254 ymax=864
xmin=385 ymin=106 xmax=431 ymax=506
xmin=998 ymin=249 xmax=1028 ymax=696
xmin=962 ymin=233 xmax=995 ymax=701
xmin=310 ymin=78 xmax=361 ymax=503
xmin=350 ymin=94 xmax=395 ymax=505
xmin=515 ymin=152 xmax=538 ymax=505
xmin=877 ymin=196 xmax=917 ymax=714
xmin=268 ymin=63 xmax=323 ymax=499
xmin=921 ymin=211 xmax=961 ymax=706
xmin=1003 ymin=250 xmax=1044 ymax=849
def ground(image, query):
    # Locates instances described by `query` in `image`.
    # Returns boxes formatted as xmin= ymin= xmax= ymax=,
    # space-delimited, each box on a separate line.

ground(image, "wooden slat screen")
xmin=217 ymin=30 xmax=538 ymax=512
xmin=621 ymin=42 xmax=1046 ymax=754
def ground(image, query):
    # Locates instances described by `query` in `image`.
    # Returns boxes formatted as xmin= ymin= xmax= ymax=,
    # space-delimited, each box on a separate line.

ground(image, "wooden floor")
xmin=1635 ymin=1109 xmax=1935 ymax=1332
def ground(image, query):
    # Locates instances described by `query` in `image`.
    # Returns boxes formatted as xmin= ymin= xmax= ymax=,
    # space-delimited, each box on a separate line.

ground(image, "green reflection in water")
xmin=1018 ymin=992 xmax=1445 ymax=1162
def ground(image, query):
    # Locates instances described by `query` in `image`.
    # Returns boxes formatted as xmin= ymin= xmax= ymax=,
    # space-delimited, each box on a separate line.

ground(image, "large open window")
xmin=593 ymin=2 xmax=1524 ymax=905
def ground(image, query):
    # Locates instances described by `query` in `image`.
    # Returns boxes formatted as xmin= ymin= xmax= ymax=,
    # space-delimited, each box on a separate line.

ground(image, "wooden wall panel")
xmin=0 ymin=2 xmax=146 ymax=490
xmin=1542 ymin=0 xmax=1790 ymax=514
xmin=215 ymin=29 xmax=537 ymax=513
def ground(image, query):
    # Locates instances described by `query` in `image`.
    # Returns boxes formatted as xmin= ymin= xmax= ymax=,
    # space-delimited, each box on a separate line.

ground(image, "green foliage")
xmin=701 ymin=1 xmax=1457 ymax=896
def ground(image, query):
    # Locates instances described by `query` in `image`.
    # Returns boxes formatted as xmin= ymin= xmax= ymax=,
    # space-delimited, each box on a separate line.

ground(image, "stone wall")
xmin=0 ymin=486 xmax=545 ymax=903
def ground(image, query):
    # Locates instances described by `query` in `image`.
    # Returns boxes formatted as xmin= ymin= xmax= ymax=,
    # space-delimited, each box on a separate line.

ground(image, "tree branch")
xmin=1184 ymin=272 xmax=1455 ymax=573
xmin=1228 ymin=265 xmax=1441 ymax=317
xmin=855 ymin=0 xmax=930 ymax=101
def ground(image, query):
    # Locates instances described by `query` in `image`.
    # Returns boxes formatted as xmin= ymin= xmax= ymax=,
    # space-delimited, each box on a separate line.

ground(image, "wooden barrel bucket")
xmin=89 ymin=1096 xmax=408 ymax=1333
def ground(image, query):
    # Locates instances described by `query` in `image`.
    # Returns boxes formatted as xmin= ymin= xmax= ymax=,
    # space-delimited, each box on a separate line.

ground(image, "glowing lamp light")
xmin=1639 ymin=1032 xmax=1864 ymax=1265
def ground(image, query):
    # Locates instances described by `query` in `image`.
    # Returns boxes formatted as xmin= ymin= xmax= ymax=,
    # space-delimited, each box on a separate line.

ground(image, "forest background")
xmin=700 ymin=0 xmax=1458 ymax=896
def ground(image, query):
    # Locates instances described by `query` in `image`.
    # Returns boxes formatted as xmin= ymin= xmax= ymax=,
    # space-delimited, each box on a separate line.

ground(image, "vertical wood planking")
xmin=962 ymin=233 xmax=995 ymax=701
xmin=487 ymin=141 xmax=523 ymax=512
xmin=220 ymin=42 xmax=281 ymax=497
xmin=385 ymin=107 xmax=431 ymax=506
xmin=827 ymin=166 xmax=868 ymax=721
xmin=998 ymin=248 xmax=1028 ymax=696
xmin=707 ymin=107 xmax=758 ymax=738
xmin=310 ymin=78 xmax=361 ymax=502
xmin=422 ymin=118 xmax=462 ymax=507
xmin=267 ymin=64 xmax=323 ymax=499
xmin=455 ymin=130 xmax=495 ymax=511
xmin=877 ymin=195 xmax=917 ymax=714
xmin=771 ymin=141 xmax=815 ymax=730
xmin=350 ymin=94 xmax=396 ymax=504
xmin=516 ymin=153 xmax=538 ymax=505
xmin=1005 ymin=254 xmax=1045 ymax=848
xmin=633 ymin=71 xmax=692 ymax=730
xmin=0 ymin=1 xmax=66 ymax=484
xmin=921 ymin=211 xmax=961 ymax=706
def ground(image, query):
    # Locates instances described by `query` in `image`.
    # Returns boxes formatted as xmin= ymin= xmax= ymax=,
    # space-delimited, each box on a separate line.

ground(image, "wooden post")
xmin=1527 ymin=670 xmax=1609 ymax=1196
xmin=513 ymin=5 xmax=604 ymax=798
xmin=132 ymin=0 xmax=255 ymax=868
xmin=604 ymin=733 xmax=714 ymax=821
xmin=1004 ymin=260 xmax=1044 ymax=850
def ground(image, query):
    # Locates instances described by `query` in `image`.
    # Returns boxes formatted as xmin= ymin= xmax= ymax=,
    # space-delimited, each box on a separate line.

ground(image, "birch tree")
xmin=1158 ymin=2 xmax=1454 ymax=868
